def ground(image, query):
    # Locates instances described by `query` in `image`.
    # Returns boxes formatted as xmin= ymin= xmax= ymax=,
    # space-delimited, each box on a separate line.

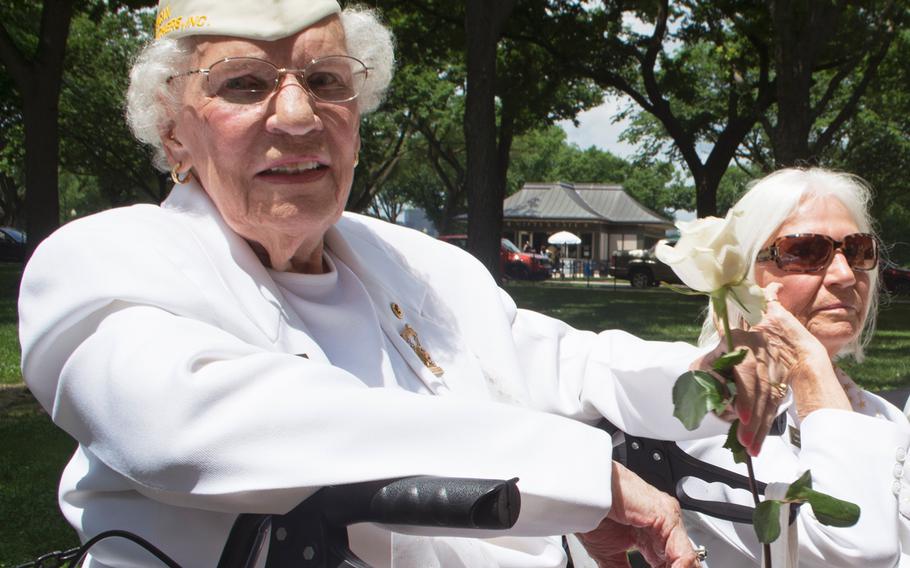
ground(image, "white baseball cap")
xmin=155 ymin=0 xmax=341 ymax=41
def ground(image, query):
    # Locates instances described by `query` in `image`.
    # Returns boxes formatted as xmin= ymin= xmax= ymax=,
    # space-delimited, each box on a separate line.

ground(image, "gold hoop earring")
xmin=170 ymin=163 xmax=191 ymax=185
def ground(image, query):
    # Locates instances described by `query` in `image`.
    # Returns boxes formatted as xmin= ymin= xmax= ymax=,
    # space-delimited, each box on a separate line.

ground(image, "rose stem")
xmin=722 ymin=300 xmax=772 ymax=567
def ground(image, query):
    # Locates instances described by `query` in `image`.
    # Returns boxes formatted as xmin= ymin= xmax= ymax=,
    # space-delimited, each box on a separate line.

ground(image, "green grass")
xmin=506 ymin=281 xmax=910 ymax=391
xmin=0 ymin=264 xmax=22 ymax=385
xmin=0 ymin=388 xmax=78 ymax=566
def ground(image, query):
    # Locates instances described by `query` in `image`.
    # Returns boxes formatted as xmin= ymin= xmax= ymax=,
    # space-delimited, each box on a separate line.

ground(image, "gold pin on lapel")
xmin=400 ymin=324 xmax=444 ymax=377
xmin=390 ymin=302 xmax=404 ymax=319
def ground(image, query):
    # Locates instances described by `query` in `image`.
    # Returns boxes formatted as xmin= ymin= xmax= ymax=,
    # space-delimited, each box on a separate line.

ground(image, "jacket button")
xmin=390 ymin=303 xmax=403 ymax=319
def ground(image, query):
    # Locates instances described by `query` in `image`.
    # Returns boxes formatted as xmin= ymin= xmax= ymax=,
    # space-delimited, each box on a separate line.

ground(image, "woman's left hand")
xmin=754 ymin=283 xmax=851 ymax=420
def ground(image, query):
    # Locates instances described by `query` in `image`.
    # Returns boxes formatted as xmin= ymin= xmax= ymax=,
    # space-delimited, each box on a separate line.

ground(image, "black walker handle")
xmin=217 ymin=475 xmax=521 ymax=568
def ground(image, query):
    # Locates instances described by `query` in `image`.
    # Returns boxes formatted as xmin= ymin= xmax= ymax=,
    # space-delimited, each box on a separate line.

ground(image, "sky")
xmin=557 ymin=96 xmax=696 ymax=222
xmin=557 ymin=96 xmax=637 ymax=159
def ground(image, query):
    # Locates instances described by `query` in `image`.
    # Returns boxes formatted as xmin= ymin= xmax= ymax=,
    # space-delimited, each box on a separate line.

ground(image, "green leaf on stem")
xmin=784 ymin=470 xmax=813 ymax=501
xmin=805 ymin=490 xmax=861 ymax=527
xmin=753 ymin=499 xmax=782 ymax=543
xmin=713 ymin=348 xmax=748 ymax=373
xmin=723 ymin=420 xmax=748 ymax=464
xmin=672 ymin=370 xmax=728 ymax=430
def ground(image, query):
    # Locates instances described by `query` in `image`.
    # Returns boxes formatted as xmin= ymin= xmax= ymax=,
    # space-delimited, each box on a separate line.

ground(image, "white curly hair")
xmin=125 ymin=5 xmax=395 ymax=171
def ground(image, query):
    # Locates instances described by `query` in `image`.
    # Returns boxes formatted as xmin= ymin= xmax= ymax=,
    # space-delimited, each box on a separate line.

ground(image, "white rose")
xmin=728 ymin=282 xmax=766 ymax=326
xmin=656 ymin=211 xmax=765 ymax=322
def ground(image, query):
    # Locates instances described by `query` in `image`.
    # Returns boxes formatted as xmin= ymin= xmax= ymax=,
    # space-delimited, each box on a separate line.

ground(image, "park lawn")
xmin=0 ymin=264 xmax=22 ymax=385
xmin=1 ymin=272 xmax=908 ymax=565
xmin=0 ymin=391 xmax=78 ymax=566
xmin=506 ymin=281 xmax=910 ymax=391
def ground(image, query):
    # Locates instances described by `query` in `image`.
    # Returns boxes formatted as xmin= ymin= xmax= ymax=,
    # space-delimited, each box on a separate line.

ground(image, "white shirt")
xmin=269 ymin=251 xmax=424 ymax=394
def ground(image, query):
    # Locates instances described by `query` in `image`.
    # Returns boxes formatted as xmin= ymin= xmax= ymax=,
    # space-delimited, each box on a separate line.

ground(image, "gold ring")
xmin=770 ymin=382 xmax=789 ymax=399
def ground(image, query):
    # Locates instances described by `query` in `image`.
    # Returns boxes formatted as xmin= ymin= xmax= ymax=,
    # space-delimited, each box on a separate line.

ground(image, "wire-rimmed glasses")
xmin=167 ymin=55 xmax=369 ymax=104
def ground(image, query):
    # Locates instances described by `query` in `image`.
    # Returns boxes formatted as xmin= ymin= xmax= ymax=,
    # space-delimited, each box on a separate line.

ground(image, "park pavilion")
xmin=502 ymin=182 xmax=674 ymax=264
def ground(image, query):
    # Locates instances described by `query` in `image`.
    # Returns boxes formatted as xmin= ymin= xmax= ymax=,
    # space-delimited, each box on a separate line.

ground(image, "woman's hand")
xmin=753 ymin=283 xmax=851 ymax=421
xmin=577 ymin=462 xmax=701 ymax=568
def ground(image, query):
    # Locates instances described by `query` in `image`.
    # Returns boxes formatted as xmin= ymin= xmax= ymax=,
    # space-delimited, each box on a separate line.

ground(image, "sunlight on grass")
xmin=0 ymin=264 xmax=22 ymax=386
xmin=508 ymin=282 xmax=910 ymax=391
xmin=0 ymin=394 xmax=78 ymax=566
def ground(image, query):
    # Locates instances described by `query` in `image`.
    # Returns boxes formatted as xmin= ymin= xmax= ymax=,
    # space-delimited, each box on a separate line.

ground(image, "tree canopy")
xmin=2 ymin=0 xmax=909 ymax=268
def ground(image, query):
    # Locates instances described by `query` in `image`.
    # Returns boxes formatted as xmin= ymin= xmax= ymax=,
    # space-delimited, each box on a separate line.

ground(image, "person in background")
xmin=18 ymin=1 xmax=788 ymax=566
xmin=679 ymin=168 xmax=910 ymax=567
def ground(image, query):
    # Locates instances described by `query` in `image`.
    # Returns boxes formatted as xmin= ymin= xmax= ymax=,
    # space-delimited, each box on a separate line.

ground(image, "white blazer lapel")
xmin=324 ymin=220 xmax=491 ymax=399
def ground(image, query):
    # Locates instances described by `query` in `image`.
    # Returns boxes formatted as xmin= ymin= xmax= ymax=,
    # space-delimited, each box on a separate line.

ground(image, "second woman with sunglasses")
xmin=679 ymin=168 xmax=910 ymax=567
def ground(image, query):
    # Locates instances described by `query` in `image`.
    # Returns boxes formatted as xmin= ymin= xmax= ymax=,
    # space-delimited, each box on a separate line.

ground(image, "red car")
xmin=882 ymin=262 xmax=910 ymax=295
xmin=438 ymin=235 xmax=551 ymax=280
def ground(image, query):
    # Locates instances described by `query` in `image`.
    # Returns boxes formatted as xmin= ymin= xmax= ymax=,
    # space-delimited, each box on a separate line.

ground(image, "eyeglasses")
xmin=167 ymin=55 xmax=369 ymax=104
xmin=756 ymin=232 xmax=878 ymax=273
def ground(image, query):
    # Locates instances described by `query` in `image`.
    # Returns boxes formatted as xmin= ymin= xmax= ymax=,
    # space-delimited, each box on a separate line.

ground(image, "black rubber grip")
xmin=321 ymin=476 xmax=521 ymax=530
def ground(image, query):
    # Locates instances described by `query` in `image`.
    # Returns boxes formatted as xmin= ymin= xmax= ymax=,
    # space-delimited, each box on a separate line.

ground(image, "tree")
xmin=0 ymin=0 xmax=76 ymax=254
xmin=764 ymin=0 xmax=904 ymax=167
xmin=60 ymin=9 xmax=164 ymax=214
xmin=508 ymin=125 xmax=693 ymax=215
xmin=361 ymin=0 xmax=602 ymax=276
xmin=826 ymin=27 xmax=910 ymax=263
xmin=463 ymin=0 xmax=517 ymax=278
xmin=0 ymin=67 xmax=24 ymax=226
xmin=0 ymin=0 xmax=154 ymax=255
xmin=520 ymin=1 xmax=777 ymax=217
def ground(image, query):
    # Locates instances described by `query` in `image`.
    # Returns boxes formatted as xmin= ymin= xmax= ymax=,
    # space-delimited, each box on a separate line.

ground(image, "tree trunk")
xmin=22 ymin=95 xmax=62 ymax=255
xmin=464 ymin=0 xmax=515 ymax=281
xmin=0 ymin=0 xmax=76 ymax=258
xmin=693 ymin=170 xmax=718 ymax=219
xmin=768 ymin=0 xmax=839 ymax=166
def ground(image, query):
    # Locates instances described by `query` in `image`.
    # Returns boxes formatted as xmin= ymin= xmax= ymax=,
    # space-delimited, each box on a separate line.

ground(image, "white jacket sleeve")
xmin=19 ymin=213 xmax=614 ymax=538
xmin=681 ymin=405 xmax=909 ymax=567
xmin=501 ymin=290 xmax=728 ymax=440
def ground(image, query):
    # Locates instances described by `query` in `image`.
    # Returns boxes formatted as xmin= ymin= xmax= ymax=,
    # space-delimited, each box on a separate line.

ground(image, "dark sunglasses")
xmin=756 ymin=232 xmax=878 ymax=273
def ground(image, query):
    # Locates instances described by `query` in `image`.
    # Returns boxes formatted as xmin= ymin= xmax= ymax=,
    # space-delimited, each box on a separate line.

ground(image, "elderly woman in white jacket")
xmin=18 ymin=1 xmax=790 ymax=567
xmin=679 ymin=168 xmax=910 ymax=567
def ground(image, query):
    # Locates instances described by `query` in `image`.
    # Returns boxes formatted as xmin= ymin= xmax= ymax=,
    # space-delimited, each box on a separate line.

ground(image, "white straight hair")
xmin=698 ymin=167 xmax=879 ymax=362
xmin=125 ymin=5 xmax=395 ymax=171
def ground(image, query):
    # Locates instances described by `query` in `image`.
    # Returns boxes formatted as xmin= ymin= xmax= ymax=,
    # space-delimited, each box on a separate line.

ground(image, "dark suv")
xmin=438 ymin=235 xmax=551 ymax=280
xmin=610 ymin=239 xmax=681 ymax=289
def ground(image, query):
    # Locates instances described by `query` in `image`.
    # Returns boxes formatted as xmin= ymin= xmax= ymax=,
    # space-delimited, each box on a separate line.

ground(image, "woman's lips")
xmin=256 ymin=161 xmax=330 ymax=184
xmin=816 ymin=303 xmax=855 ymax=312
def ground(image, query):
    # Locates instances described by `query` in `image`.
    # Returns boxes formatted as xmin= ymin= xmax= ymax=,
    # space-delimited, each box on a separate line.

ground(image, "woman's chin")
xmin=815 ymin=329 xmax=860 ymax=358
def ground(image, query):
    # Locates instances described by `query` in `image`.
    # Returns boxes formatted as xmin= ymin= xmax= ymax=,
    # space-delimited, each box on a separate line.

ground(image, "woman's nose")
xmin=824 ymin=250 xmax=857 ymax=286
xmin=265 ymin=74 xmax=323 ymax=136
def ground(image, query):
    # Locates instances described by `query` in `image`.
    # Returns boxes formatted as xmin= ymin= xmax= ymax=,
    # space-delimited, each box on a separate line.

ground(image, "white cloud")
xmin=557 ymin=95 xmax=637 ymax=159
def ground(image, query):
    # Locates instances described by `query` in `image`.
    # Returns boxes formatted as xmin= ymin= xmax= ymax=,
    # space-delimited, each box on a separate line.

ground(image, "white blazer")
xmin=19 ymin=183 xmax=723 ymax=567
xmin=680 ymin=390 xmax=910 ymax=567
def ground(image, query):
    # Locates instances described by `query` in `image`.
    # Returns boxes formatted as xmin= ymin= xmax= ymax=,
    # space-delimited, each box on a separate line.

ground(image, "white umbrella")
xmin=547 ymin=231 xmax=581 ymax=245
xmin=548 ymin=231 xmax=582 ymax=275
